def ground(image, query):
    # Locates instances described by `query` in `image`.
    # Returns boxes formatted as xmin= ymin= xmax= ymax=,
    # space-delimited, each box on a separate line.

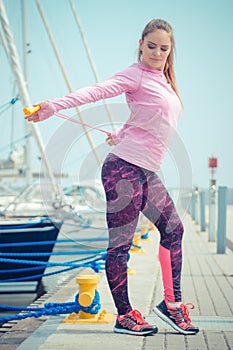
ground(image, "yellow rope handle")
xmin=23 ymin=106 xmax=40 ymax=116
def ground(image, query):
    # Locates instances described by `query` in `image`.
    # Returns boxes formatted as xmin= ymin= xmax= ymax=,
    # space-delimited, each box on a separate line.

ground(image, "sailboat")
xmin=0 ymin=0 xmax=65 ymax=296
xmin=0 ymin=0 xmax=112 ymax=300
xmin=0 ymin=217 xmax=62 ymax=295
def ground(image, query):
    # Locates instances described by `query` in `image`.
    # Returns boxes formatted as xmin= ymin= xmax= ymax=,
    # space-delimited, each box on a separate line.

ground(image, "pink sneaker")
xmin=114 ymin=309 xmax=158 ymax=336
xmin=153 ymin=300 xmax=199 ymax=335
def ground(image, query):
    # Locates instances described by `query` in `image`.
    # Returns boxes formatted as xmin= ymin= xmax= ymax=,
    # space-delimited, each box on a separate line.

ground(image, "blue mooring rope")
xmin=0 ymin=237 xmax=108 ymax=248
xmin=0 ymin=290 xmax=101 ymax=324
xmin=0 ymin=96 xmax=19 ymax=116
xmin=0 ymin=249 xmax=105 ymax=257
xmin=0 ymin=253 xmax=106 ymax=282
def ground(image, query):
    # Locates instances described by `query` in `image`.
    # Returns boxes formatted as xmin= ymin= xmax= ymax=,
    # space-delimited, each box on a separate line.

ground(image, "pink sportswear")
xmin=38 ymin=63 xmax=181 ymax=172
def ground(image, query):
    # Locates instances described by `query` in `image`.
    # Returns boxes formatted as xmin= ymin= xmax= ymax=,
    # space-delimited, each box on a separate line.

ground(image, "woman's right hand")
xmin=25 ymin=101 xmax=55 ymax=122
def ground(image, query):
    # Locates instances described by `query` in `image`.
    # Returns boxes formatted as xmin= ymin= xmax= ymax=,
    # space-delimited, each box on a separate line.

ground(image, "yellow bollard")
xmin=127 ymin=266 xmax=136 ymax=275
xmin=149 ymin=222 xmax=156 ymax=232
xmin=127 ymin=252 xmax=136 ymax=275
xmin=62 ymin=275 xmax=114 ymax=324
xmin=130 ymin=233 xmax=146 ymax=254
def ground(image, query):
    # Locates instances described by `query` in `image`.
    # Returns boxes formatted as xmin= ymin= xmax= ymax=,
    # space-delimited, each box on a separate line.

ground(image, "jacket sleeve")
xmin=37 ymin=65 xmax=141 ymax=121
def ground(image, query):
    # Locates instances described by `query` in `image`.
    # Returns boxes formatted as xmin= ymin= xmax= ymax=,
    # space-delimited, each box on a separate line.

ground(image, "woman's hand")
xmin=25 ymin=101 xmax=55 ymax=122
xmin=105 ymin=134 xmax=116 ymax=146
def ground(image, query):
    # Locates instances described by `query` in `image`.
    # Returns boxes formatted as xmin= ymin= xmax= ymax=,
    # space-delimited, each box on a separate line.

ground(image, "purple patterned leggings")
xmin=101 ymin=153 xmax=184 ymax=315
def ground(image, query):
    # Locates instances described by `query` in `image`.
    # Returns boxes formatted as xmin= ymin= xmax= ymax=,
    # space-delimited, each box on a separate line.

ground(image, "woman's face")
xmin=139 ymin=29 xmax=172 ymax=71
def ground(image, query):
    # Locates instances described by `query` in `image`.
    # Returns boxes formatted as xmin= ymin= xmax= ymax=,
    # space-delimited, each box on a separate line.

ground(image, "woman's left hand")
xmin=105 ymin=134 xmax=116 ymax=146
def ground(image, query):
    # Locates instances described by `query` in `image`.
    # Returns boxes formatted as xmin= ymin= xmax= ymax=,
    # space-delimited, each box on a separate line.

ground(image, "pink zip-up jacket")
xmin=38 ymin=63 xmax=182 ymax=172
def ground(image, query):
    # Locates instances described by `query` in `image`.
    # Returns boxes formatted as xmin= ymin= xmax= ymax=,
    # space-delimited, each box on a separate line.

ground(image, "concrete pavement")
xmin=0 ymin=212 xmax=233 ymax=349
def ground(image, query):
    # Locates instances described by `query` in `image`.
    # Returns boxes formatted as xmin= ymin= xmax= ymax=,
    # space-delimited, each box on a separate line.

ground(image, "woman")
xmin=26 ymin=19 xmax=199 ymax=337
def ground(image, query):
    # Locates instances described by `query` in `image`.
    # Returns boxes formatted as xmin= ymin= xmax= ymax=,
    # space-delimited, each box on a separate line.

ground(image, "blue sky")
xmin=1 ymin=0 xmax=233 ymax=190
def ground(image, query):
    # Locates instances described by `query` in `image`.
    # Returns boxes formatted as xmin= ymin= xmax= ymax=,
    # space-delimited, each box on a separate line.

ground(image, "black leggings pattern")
xmin=101 ymin=153 xmax=184 ymax=315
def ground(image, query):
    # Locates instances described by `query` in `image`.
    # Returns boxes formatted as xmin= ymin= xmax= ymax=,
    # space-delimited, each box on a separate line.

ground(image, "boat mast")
xmin=0 ymin=0 xmax=56 ymax=185
xmin=21 ymin=0 xmax=32 ymax=184
xmin=68 ymin=0 xmax=115 ymax=129
xmin=35 ymin=0 xmax=102 ymax=167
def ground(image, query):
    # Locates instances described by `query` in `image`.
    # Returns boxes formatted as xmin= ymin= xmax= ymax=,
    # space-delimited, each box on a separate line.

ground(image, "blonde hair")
xmin=138 ymin=19 xmax=183 ymax=106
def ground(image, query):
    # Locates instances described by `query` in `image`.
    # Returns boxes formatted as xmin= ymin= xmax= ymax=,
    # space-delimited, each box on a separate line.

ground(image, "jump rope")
xmin=23 ymin=106 xmax=111 ymax=136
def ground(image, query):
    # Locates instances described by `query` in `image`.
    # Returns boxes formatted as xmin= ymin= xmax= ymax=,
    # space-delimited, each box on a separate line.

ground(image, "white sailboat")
xmin=0 ymin=0 xmax=108 ymax=299
xmin=0 ymin=0 xmax=56 ymax=185
xmin=0 ymin=0 xmax=65 ymax=296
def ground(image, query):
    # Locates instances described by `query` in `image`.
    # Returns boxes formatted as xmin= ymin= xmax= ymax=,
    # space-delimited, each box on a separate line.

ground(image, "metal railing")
xmin=188 ymin=186 xmax=229 ymax=254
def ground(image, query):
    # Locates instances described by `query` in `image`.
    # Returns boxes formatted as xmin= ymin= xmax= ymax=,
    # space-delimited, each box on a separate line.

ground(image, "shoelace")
xmin=129 ymin=309 xmax=146 ymax=325
xmin=180 ymin=302 xmax=195 ymax=323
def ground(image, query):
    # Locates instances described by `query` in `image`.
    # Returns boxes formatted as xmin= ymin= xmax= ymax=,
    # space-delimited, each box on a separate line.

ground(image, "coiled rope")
xmin=0 ymin=290 xmax=101 ymax=323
